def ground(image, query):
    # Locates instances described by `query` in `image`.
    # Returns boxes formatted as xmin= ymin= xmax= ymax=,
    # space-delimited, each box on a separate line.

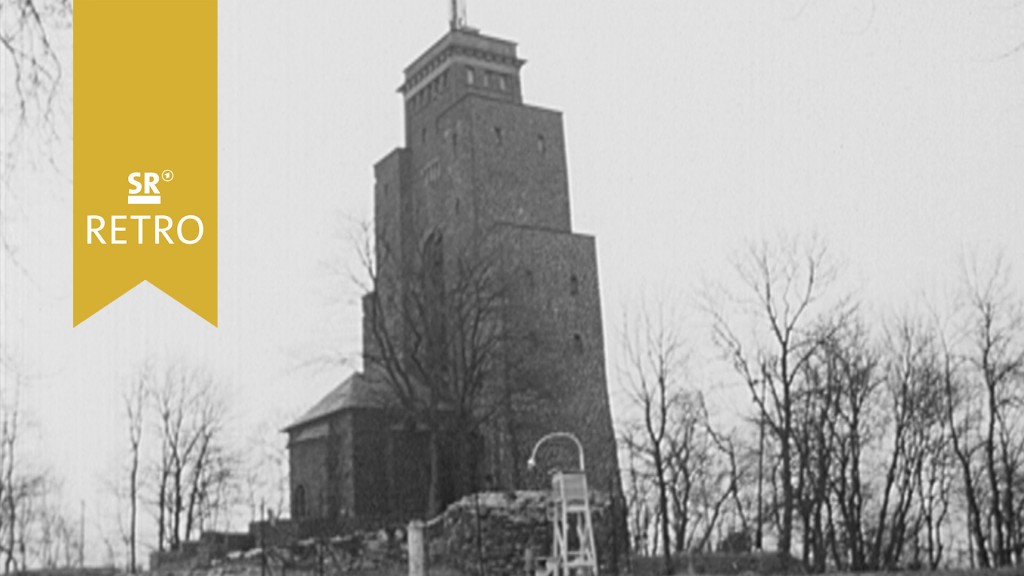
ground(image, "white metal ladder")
xmin=538 ymin=471 xmax=597 ymax=576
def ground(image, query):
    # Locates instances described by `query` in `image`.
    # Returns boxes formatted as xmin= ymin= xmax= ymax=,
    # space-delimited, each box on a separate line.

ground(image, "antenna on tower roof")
xmin=450 ymin=0 xmax=467 ymax=30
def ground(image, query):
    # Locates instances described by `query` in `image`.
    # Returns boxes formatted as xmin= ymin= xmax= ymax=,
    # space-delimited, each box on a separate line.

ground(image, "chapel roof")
xmin=283 ymin=372 xmax=390 ymax=432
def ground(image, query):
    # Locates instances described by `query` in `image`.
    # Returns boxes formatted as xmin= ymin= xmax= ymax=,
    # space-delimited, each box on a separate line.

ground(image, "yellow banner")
xmin=74 ymin=0 xmax=218 ymax=326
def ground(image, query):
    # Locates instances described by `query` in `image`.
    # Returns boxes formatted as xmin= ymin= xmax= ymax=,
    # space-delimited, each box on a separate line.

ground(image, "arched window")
xmin=466 ymin=66 xmax=476 ymax=85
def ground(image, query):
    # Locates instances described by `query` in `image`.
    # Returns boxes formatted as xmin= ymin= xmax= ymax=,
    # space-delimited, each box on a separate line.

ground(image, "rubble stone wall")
xmin=427 ymin=490 xmax=622 ymax=576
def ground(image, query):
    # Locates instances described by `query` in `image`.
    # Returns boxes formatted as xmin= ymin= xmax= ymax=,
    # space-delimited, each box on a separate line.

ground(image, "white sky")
xmin=2 ymin=0 xmax=1022 ymax=562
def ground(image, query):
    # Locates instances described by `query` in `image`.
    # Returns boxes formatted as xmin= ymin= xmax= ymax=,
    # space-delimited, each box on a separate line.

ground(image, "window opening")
xmin=294 ymin=485 xmax=307 ymax=519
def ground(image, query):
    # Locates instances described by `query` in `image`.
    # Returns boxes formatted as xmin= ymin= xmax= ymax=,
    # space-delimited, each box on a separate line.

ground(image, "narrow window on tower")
xmin=421 ymin=127 xmax=427 ymax=144
xmin=466 ymin=66 xmax=475 ymax=85
xmin=451 ymin=129 xmax=458 ymax=154
xmin=538 ymin=135 xmax=547 ymax=156
xmin=293 ymin=485 xmax=306 ymax=519
xmin=494 ymin=126 xmax=503 ymax=145
xmin=570 ymin=274 xmax=579 ymax=296
xmin=498 ymin=75 xmax=508 ymax=92
xmin=572 ymin=333 xmax=584 ymax=353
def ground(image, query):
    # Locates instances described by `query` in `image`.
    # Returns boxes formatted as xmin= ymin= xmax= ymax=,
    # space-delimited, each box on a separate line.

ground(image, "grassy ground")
xmin=626 ymin=554 xmax=1022 ymax=576
xmin=22 ymin=565 xmax=1020 ymax=576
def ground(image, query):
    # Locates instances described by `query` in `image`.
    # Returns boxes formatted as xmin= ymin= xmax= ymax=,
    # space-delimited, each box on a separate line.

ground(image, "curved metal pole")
xmin=527 ymin=431 xmax=586 ymax=472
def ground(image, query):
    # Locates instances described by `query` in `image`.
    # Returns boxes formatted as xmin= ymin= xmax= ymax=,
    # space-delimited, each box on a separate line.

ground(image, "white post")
xmin=408 ymin=519 xmax=426 ymax=576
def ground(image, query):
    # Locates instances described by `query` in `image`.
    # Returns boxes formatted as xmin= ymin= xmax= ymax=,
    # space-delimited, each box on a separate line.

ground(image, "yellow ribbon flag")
xmin=74 ymin=0 xmax=218 ymax=326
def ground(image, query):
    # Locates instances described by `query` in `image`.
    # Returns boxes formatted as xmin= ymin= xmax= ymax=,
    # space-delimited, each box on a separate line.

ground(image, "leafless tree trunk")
xmin=620 ymin=302 xmax=684 ymax=574
xmin=150 ymin=364 xmax=232 ymax=550
xmin=0 ymin=383 xmax=76 ymax=571
xmin=708 ymin=235 xmax=846 ymax=565
xmin=622 ymin=430 xmax=654 ymax=556
xmin=808 ymin=318 xmax=876 ymax=571
xmin=359 ymin=223 xmax=517 ymax=516
xmin=940 ymin=329 xmax=990 ymax=568
xmin=1 ymin=0 xmax=71 ymax=268
xmin=0 ymin=388 xmax=21 ymax=574
xmin=959 ymin=254 xmax=1024 ymax=568
xmin=122 ymin=370 xmax=147 ymax=572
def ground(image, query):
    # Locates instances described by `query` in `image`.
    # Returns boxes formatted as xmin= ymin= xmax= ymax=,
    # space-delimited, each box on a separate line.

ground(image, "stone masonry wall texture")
xmin=372 ymin=26 xmax=623 ymax=506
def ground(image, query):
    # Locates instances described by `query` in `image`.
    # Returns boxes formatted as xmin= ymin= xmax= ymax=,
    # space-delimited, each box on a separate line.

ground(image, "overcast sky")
xmin=2 ymin=0 xmax=1022 ymax=560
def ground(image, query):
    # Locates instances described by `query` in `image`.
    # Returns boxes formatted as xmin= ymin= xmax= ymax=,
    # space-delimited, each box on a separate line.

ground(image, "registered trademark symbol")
xmin=161 ymin=170 xmax=174 ymax=182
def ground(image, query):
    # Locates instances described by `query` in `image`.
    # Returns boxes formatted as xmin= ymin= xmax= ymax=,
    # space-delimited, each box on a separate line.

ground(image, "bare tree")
xmin=360 ymin=221 xmax=523 ymax=516
xmin=121 ymin=368 xmax=148 ymax=572
xmin=0 ymin=0 xmax=70 ymax=168
xmin=29 ymin=477 xmax=78 ymax=569
xmin=685 ymin=408 xmax=741 ymax=554
xmin=801 ymin=317 xmax=878 ymax=571
xmin=0 ymin=385 xmax=25 ymax=573
xmin=865 ymin=315 xmax=953 ymax=570
xmin=619 ymin=302 xmax=686 ymax=574
xmin=953 ymin=254 xmax=1024 ymax=568
xmin=240 ymin=414 xmax=289 ymax=523
xmin=149 ymin=364 xmax=233 ymax=551
xmin=1 ymin=4 xmax=71 ymax=563
xmin=0 ymin=381 xmax=80 ymax=571
xmin=618 ymin=298 xmax=742 ymax=563
xmin=707 ymin=235 xmax=847 ymax=563
xmin=622 ymin=428 xmax=655 ymax=555
xmin=939 ymin=323 xmax=990 ymax=568
xmin=0 ymin=380 xmax=45 ymax=573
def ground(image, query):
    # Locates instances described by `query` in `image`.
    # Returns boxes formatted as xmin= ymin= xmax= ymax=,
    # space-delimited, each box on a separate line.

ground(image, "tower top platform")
xmin=399 ymin=29 xmax=525 ymax=98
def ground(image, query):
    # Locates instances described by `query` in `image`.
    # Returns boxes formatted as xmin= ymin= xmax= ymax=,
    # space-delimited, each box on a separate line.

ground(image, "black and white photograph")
xmin=1 ymin=1 xmax=1023 ymax=574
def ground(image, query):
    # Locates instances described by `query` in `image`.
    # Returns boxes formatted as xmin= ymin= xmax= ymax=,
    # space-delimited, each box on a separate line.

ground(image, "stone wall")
xmin=287 ymin=411 xmax=353 ymax=521
xmin=427 ymin=490 xmax=623 ymax=576
xmin=492 ymin=224 xmax=621 ymax=497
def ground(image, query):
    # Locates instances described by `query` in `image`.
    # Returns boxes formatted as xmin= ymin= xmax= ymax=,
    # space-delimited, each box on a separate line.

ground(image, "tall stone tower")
xmin=287 ymin=23 xmax=621 ymax=527
xmin=369 ymin=25 xmax=621 ymax=496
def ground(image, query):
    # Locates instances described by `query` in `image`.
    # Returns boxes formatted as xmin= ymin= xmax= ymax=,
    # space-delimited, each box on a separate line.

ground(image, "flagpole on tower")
xmin=450 ymin=0 xmax=467 ymax=30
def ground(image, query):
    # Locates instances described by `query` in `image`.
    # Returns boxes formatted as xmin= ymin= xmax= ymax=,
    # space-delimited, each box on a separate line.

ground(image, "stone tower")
xmin=371 ymin=26 xmax=621 ymax=493
xmin=287 ymin=25 xmax=621 ymax=525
